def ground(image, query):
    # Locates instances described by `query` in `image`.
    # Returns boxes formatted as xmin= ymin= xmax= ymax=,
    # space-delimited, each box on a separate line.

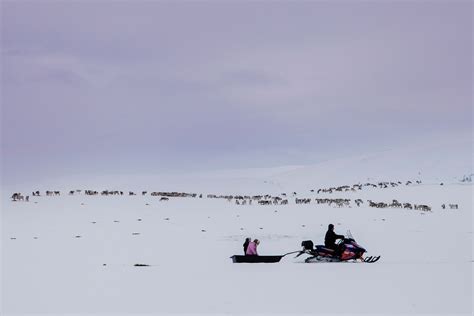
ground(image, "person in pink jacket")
xmin=246 ymin=239 xmax=260 ymax=255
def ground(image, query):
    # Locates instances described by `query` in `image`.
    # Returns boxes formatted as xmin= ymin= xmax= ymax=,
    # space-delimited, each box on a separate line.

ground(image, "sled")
xmin=231 ymin=255 xmax=283 ymax=263
xmin=231 ymin=251 xmax=300 ymax=263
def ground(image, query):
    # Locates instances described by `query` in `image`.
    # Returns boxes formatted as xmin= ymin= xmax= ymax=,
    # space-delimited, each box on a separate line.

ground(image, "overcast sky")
xmin=1 ymin=1 xmax=472 ymax=185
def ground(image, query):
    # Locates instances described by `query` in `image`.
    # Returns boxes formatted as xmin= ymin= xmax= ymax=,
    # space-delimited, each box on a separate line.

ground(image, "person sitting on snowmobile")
xmin=246 ymin=239 xmax=260 ymax=256
xmin=243 ymin=237 xmax=251 ymax=254
xmin=325 ymin=224 xmax=344 ymax=254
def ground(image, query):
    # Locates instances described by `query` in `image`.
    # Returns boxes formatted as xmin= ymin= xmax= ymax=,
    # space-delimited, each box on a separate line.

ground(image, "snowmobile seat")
xmin=315 ymin=245 xmax=336 ymax=253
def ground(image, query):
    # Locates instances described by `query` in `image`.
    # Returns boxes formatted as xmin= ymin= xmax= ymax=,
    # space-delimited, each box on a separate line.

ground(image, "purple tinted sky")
xmin=1 ymin=1 xmax=472 ymax=185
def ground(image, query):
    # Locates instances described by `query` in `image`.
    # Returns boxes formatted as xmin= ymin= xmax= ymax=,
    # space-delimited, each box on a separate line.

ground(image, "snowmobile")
xmin=298 ymin=234 xmax=380 ymax=263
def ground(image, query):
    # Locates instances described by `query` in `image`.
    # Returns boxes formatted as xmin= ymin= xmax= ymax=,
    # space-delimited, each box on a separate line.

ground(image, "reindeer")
xmin=367 ymin=200 xmax=388 ymax=208
xmin=403 ymin=203 xmax=413 ymax=210
xmin=390 ymin=200 xmax=403 ymax=208
xmin=295 ymin=198 xmax=311 ymax=204
xmin=418 ymin=205 xmax=431 ymax=212
xmin=367 ymin=200 xmax=377 ymax=207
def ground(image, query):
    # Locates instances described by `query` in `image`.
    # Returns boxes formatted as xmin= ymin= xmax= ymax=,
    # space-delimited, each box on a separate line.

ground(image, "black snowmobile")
xmin=298 ymin=235 xmax=380 ymax=263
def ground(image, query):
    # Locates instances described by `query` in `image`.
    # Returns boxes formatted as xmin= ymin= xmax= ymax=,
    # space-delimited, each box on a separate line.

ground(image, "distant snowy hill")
xmin=267 ymin=134 xmax=473 ymax=192
xmin=9 ymin=133 xmax=470 ymax=195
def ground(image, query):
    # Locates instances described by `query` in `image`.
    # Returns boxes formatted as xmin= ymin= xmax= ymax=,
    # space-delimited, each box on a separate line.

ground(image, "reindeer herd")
xmin=9 ymin=179 xmax=460 ymax=212
xmin=10 ymin=193 xmax=29 ymax=202
xmin=316 ymin=180 xmax=422 ymax=194
xmin=367 ymin=199 xmax=432 ymax=212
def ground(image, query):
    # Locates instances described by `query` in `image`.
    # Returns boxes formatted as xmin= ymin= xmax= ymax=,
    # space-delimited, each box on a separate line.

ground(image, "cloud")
xmin=1 ymin=1 xmax=472 ymax=185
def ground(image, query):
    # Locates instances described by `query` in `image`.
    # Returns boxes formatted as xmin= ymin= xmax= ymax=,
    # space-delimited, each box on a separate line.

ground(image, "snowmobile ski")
xmin=363 ymin=256 xmax=381 ymax=263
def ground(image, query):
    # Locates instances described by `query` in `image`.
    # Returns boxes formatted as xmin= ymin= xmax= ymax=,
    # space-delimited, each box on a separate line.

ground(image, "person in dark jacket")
xmin=243 ymin=237 xmax=251 ymax=254
xmin=324 ymin=224 xmax=344 ymax=251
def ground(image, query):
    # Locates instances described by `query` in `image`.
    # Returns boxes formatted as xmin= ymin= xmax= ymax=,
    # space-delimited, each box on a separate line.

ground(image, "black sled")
xmin=230 ymin=251 xmax=301 ymax=263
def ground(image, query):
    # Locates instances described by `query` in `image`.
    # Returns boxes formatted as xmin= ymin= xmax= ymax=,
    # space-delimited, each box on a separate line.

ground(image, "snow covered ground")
xmin=2 ymin=138 xmax=473 ymax=315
